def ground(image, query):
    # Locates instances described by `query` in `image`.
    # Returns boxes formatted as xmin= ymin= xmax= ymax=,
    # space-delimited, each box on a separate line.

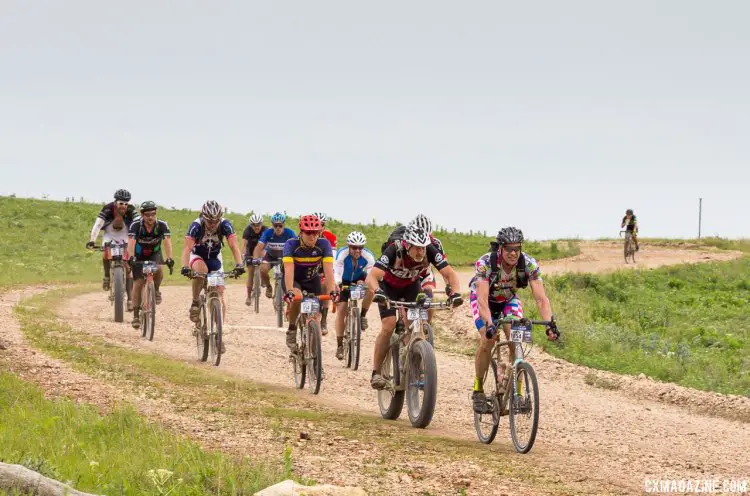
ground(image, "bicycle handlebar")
xmin=190 ymin=271 xmax=241 ymax=279
xmin=293 ymin=293 xmax=334 ymax=302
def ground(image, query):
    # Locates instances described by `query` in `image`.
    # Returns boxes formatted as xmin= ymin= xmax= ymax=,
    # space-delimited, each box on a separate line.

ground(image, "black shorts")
xmin=378 ymin=280 xmax=421 ymax=319
xmin=339 ymin=276 xmax=366 ymax=303
xmin=132 ymin=253 xmax=163 ymax=280
xmin=281 ymin=277 xmax=322 ymax=296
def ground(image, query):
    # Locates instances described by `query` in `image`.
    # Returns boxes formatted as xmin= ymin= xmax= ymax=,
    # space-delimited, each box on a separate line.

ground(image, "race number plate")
xmin=301 ymin=299 xmax=320 ymax=314
xmin=142 ymin=262 xmax=158 ymax=274
xmin=511 ymin=322 xmax=533 ymax=343
xmin=110 ymin=245 xmax=123 ymax=257
xmin=407 ymin=308 xmax=427 ymax=321
xmin=510 ymin=329 xmax=523 ymax=343
xmin=350 ymin=286 xmax=365 ymax=300
xmin=207 ymin=273 xmax=225 ymax=287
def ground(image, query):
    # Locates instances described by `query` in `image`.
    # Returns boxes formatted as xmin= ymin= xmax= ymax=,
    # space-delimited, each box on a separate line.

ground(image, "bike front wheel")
xmin=275 ymin=278 xmax=283 ymax=328
xmin=347 ymin=306 xmax=362 ymax=370
xmin=141 ymin=280 xmax=156 ymax=341
xmin=209 ymin=297 xmax=223 ymax=367
xmin=509 ymin=361 xmax=540 ymax=453
xmin=253 ymin=269 xmax=261 ymax=313
xmin=406 ymin=339 xmax=438 ymax=428
xmin=113 ymin=265 xmax=125 ymax=323
xmin=306 ymin=320 xmax=323 ymax=394
xmin=196 ymin=298 xmax=209 ymax=362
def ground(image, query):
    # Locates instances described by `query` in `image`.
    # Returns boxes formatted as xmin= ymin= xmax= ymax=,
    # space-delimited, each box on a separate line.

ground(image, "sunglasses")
xmin=503 ymin=245 xmax=522 ymax=254
xmin=349 ymin=246 xmax=364 ymax=251
xmin=273 ymin=223 xmax=284 ymax=228
xmin=301 ymin=230 xmax=321 ymax=236
xmin=116 ymin=201 xmax=129 ymax=207
xmin=141 ymin=211 xmax=157 ymax=217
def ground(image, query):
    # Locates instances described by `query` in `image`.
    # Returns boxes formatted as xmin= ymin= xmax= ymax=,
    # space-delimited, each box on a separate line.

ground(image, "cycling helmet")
xmin=410 ymin=214 xmax=432 ymax=234
xmin=139 ymin=200 xmax=157 ymax=213
xmin=626 ymin=209 xmax=634 ymax=215
xmin=347 ymin=231 xmax=367 ymax=246
xmin=249 ymin=214 xmax=263 ymax=224
xmin=299 ymin=214 xmax=323 ymax=232
xmin=496 ymin=226 xmax=524 ymax=245
xmin=114 ymin=189 xmax=131 ymax=202
xmin=313 ymin=212 xmax=328 ymax=224
xmin=403 ymin=225 xmax=431 ymax=247
xmin=201 ymin=200 xmax=223 ymax=221
xmin=271 ymin=212 xmax=286 ymax=224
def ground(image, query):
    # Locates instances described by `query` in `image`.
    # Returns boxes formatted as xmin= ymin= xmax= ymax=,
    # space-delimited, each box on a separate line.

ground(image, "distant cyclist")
xmin=180 ymin=201 xmax=245 ymax=328
xmin=242 ymin=214 xmax=267 ymax=305
xmin=621 ymin=209 xmax=639 ymax=251
xmin=126 ymin=201 xmax=174 ymax=329
xmin=251 ymin=212 xmax=296 ymax=299
xmin=469 ymin=227 xmax=559 ymax=414
xmin=313 ymin=212 xmax=338 ymax=333
xmin=332 ymin=231 xmax=375 ymax=360
xmin=86 ymin=189 xmax=138 ymax=295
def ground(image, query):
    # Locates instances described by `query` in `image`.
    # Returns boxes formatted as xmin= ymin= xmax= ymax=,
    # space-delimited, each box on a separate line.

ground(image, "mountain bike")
xmin=620 ymin=230 xmax=636 ymax=264
xmin=290 ymin=292 xmax=335 ymax=395
xmin=189 ymin=269 xmax=240 ymax=366
xmin=94 ymin=241 xmax=129 ymax=323
xmin=252 ymin=259 xmax=285 ymax=326
xmin=133 ymin=260 xmax=172 ymax=341
xmin=340 ymin=283 xmax=366 ymax=370
xmin=473 ymin=316 xmax=556 ymax=453
xmin=374 ymin=293 xmax=458 ymax=429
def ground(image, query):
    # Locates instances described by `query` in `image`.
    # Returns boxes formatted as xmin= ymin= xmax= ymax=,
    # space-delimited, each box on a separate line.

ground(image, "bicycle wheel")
xmin=144 ymin=281 xmax=156 ymax=341
xmin=195 ymin=297 xmax=209 ymax=362
xmin=113 ymin=265 xmax=125 ymax=322
xmin=474 ymin=359 xmax=500 ymax=444
xmin=350 ymin=306 xmax=362 ymax=370
xmin=209 ymin=298 xmax=223 ymax=366
xmin=406 ymin=339 xmax=438 ymax=428
xmin=275 ymin=278 xmax=283 ymax=328
xmin=422 ymin=322 xmax=435 ymax=348
xmin=378 ymin=344 xmax=405 ymax=420
xmin=292 ymin=317 xmax=306 ymax=389
xmin=253 ymin=269 xmax=261 ymax=313
xmin=306 ymin=320 xmax=323 ymax=394
xmin=509 ymin=361 xmax=540 ymax=454
xmin=624 ymin=237 xmax=631 ymax=263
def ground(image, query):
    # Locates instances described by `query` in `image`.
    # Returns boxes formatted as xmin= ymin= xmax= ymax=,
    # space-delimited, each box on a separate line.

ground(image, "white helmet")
xmin=201 ymin=200 xmax=223 ymax=221
xmin=313 ymin=212 xmax=328 ymax=224
xmin=347 ymin=231 xmax=367 ymax=246
xmin=403 ymin=225 xmax=430 ymax=247
xmin=249 ymin=214 xmax=263 ymax=224
xmin=411 ymin=214 xmax=432 ymax=234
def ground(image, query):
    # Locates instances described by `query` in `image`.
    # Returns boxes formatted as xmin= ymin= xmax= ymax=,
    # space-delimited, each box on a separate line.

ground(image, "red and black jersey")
xmin=374 ymin=241 xmax=449 ymax=288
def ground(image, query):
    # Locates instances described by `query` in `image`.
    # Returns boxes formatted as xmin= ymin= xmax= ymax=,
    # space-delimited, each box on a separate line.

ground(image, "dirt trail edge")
xmin=22 ymin=243 xmax=750 ymax=494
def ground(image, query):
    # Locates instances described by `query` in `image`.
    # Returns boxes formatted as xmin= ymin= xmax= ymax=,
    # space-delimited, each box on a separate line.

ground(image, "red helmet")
xmin=299 ymin=214 xmax=323 ymax=232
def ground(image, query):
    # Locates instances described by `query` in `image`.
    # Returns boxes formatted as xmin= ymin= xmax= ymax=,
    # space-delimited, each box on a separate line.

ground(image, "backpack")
xmin=488 ymin=241 xmax=528 ymax=289
xmin=380 ymin=225 xmax=407 ymax=254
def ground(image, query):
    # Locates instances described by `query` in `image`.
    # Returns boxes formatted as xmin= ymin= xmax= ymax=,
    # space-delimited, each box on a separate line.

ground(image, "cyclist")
xmin=410 ymin=214 xmax=448 ymax=323
xmin=242 ymin=213 xmax=267 ymax=305
xmin=313 ymin=212 xmax=337 ymax=333
xmin=180 ymin=201 xmax=245 ymax=328
xmin=332 ymin=231 xmax=375 ymax=360
xmin=366 ymin=224 xmax=463 ymax=390
xmin=251 ymin=212 xmax=296 ymax=299
xmin=621 ymin=209 xmax=639 ymax=251
xmin=126 ymin=201 xmax=174 ymax=329
xmin=469 ymin=227 xmax=559 ymax=414
xmin=282 ymin=214 xmax=338 ymax=353
xmin=86 ymin=189 xmax=138 ymax=295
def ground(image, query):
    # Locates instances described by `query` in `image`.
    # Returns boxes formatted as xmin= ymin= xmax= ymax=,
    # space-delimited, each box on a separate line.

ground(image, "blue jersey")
xmin=186 ymin=218 xmax=235 ymax=260
xmin=333 ymin=247 xmax=375 ymax=285
xmin=259 ymin=227 xmax=297 ymax=258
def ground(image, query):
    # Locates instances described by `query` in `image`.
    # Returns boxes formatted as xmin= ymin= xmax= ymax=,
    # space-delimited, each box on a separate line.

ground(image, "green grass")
xmin=529 ymin=258 xmax=750 ymax=396
xmin=641 ymin=237 xmax=750 ymax=254
xmin=0 ymin=370 xmax=296 ymax=495
xmin=0 ymin=196 xmax=579 ymax=288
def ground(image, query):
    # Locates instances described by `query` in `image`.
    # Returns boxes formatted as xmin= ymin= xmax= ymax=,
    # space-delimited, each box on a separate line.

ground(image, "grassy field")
xmin=523 ymin=257 xmax=750 ymax=396
xmin=0 ymin=196 xmax=579 ymax=288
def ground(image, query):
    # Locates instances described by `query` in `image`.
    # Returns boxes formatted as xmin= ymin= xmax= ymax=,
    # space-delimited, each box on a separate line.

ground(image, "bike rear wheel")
xmin=113 ymin=265 xmax=125 ymax=323
xmin=306 ymin=320 xmax=323 ymax=394
xmin=474 ymin=359 xmax=500 ymax=444
xmin=209 ymin=298 xmax=223 ymax=366
xmin=378 ymin=344 xmax=405 ymax=420
xmin=406 ymin=339 xmax=438 ymax=428
xmin=509 ymin=361 xmax=540 ymax=453
xmin=196 ymin=297 xmax=209 ymax=362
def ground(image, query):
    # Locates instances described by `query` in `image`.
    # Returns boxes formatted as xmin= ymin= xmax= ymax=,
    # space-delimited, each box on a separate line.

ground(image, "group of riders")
xmin=85 ymin=191 xmax=649 ymax=412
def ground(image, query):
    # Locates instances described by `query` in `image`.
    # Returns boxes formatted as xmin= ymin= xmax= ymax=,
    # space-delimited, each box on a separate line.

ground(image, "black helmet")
xmin=496 ymin=226 xmax=524 ymax=245
xmin=114 ymin=189 xmax=131 ymax=202
xmin=140 ymin=201 xmax=157 ymax=213
xmin=626 ymin=209 xmax=634 ymax=215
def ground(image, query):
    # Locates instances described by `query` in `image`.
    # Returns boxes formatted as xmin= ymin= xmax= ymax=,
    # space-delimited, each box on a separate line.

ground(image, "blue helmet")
xmin=271 ymin=212 xmax=286 ymax=224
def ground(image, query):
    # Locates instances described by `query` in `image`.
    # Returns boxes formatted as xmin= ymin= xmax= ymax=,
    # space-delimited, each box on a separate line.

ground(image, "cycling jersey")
xmin=374 ymin=241 xmax=449 ymax=288
xmin=129 ymin=219 xmax=171 ymax=258
xmin=97 ymin=202 xmax=138 ymax=227
xmin=622 ymin=215 xmax=638 ymax=232
xmin=334 ymin=247 xmax=375 ymax=285
xmin=282 ymin=238 xmax=333 ymax=283
xmin=259 ymin=227 xmax=297 ymax=258
xmin=102 ymin=222 xmax=129 ymax=245
xmin=429 ymin=234 xmax=445 ymax=253
xmin=469 ymin=251 xmax=542 ymax=304
xmin=322 ymin=230 xmax=337 ymax=250
xmin=186 ymin=218 xmax=236 ymax=260
xmin=242 ymin=224 xmax=268 ymax=256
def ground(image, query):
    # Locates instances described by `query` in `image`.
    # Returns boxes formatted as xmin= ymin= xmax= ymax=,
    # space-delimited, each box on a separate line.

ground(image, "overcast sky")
xmin=1 ymin=0 xmax=748 ymax=239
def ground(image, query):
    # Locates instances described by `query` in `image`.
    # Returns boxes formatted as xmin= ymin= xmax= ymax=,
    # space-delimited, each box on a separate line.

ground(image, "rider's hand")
xmin=546 ymin=322 xmax=560 ymax=341
xmin=233 ymin=264 xmax=245 ymax=277
xmin=283 ymin=290 xmax=295 ymax=304
xmin=485 ymin=323 xmax=498 ymax=340
xmin=128 ymin=257 xmax=136 ymax=270
xmin=251 ymin=258 xmax=262 ymax=266
xmin=330 ymin=290 xmax=340 ymax=303
xmin=180 ymin=266 xmax=191 ymax=278
xmin=85 ymin=241 xmax=96 ymax=250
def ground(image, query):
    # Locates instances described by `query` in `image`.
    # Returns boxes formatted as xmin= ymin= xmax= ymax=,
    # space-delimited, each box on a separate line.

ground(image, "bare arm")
xmin=437 ymin=265 xmax=461 ymax=294
xmin=529 ymin=279 xmax=553 ymax=321
xmin=366 ymin=266 xmax=385 ymax=296
xmin=474 ymin=279 xmax=493 ymax=326
xmin=127 ymin=238 xmax=136 ymax=259
xmin=252 ymin=242 xmax=266 ymax=259
xmin=284 ymin=260 xmax=296 ymax=295
xmin=323 ymin=261 xmax=335 ymax=294
xmin=182 ymin=238 xmax=196 ymax=268
xmin=164 ymin=236 xmax=173 ymax=260
xmin=241 ymin=238 xmax=247 ymax=257
xmin=227 ymin=235 xmax=243 ymax=265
